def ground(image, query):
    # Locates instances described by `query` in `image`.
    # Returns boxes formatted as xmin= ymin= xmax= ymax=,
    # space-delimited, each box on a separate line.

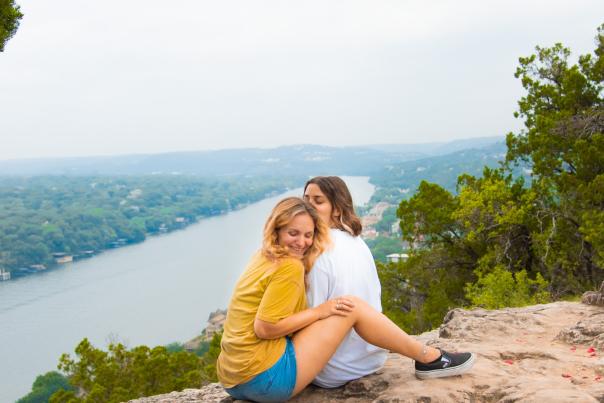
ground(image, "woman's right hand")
xmin=315 ymin=297 xmax=355 ymax=319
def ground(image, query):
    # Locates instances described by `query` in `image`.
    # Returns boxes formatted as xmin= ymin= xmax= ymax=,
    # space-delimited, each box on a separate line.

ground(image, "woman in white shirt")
xmin=303 ymin=176 xmax=388 ymax=387
xmin=303 ymin=176 xmax=475 ymax=387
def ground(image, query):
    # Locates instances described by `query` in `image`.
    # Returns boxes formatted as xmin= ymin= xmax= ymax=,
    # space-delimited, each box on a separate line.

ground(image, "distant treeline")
xmin=0 ymin=175 xmax=303 ymax=274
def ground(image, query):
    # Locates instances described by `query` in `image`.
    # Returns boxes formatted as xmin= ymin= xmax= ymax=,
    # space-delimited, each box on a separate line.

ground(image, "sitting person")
xmin=217 ymin=197 xmax=475 ymax=403
xmin=303 ymin=175 xmax=387 ymax=387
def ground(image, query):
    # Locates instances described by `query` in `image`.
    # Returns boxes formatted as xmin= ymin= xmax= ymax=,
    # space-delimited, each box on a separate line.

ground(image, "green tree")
xmin=0 ymin=0 xmax=23 ymax=51
xmin=377 ymin=248 xmax=470 ymax=333
xmin=17 ymin=371 xmax=73 ymax=403
xmin=398 ymin=181 xmax=460 ymax=250
xmin=382 ymin=27 xmax=604 ymax=329
xmin=51 ymin=338 xmax=204 ymax=403
xmin=506 ymin=24 xmax=604 ymax=294
xmin=365 ymin=236 xmax=405 ymax=262
xmin=200 ymin=332 xmax=222 ymax=382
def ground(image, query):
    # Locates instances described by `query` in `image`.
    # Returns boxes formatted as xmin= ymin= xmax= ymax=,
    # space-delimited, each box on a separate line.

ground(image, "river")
xmin=0 ymin=176 xmax=375 ymax=402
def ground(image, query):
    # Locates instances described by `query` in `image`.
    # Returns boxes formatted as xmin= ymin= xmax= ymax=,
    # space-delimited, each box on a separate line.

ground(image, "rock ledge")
xmin=130 ymin=302 xmax=604 ymax=402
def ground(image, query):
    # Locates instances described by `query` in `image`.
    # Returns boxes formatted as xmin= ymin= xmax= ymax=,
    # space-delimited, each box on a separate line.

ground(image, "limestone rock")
xmin=130 ymin=302 xmax=604 ymax=403
xmin=557 ymin=308 xmax=604 ymax=350
xmin=128 ymin=384 xmax=230 ymax=402
xmin=582 ymin=281 xmax=604 ymax=306
xmin=184 ymin=309 xmax=228 ymax=352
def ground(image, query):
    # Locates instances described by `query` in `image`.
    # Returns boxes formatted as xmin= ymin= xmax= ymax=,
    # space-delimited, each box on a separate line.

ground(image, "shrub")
xmin=465 ymin=266 xmax=550 ymax=309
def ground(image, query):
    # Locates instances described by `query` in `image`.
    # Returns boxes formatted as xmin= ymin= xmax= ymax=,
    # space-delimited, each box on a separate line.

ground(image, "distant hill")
xmin=369 ymin=141 xmax=520 ymax=203
xmin=364 ymin=136 xmax=505 ymax=157
xmin=0 ymin=137 xmax=505 ymax=177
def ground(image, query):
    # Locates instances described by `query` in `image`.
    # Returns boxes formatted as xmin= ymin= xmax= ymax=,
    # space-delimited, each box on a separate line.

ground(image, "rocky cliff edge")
xmin=130 ymin=301 xmax=604 ymax=402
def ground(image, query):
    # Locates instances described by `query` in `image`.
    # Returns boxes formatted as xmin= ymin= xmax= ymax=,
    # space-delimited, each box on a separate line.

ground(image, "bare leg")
xmin=291 ymin=296 xmax=440 ymax=396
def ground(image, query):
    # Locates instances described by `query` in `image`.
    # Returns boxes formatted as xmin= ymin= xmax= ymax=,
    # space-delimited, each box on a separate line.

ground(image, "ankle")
xmin=418 ymin=347 xmax=441 ymax=363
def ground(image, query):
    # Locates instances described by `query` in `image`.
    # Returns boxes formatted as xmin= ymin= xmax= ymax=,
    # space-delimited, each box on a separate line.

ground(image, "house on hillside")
xmin=362 ymin=228 xmax=378 ymax=239
xmin=52 ymin=252 xmax=73 ymax=264
xmin=0 ymin=268 xmax=10 ymax=281
xmin=386 ymin=253 xmax=409 ymax=263
xmin=56 ymin=256 xmax=73 ymax=264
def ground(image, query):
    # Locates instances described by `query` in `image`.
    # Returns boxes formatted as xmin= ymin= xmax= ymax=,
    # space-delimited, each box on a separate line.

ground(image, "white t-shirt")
xmin=306 ymin=228 xmax=388 ymax=388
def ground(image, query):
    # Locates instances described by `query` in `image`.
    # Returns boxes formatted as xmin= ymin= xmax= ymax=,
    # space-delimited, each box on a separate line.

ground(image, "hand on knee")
xmin=315 ymin=297 xmax=355 ymax=319
xmin=340 ymin=295 xmax=369 ymax=311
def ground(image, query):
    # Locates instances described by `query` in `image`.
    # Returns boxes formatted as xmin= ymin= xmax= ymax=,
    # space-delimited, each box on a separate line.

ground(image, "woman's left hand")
xmin=315 ymin=297 xmax=355 ymax=319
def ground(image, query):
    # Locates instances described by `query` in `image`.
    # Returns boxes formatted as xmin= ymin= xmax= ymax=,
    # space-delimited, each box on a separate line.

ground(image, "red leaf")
xmin=503 ymin=359 xmax=514 ymax=365
xmin=587 ymin=347 xmax=596 ymax=353
xmin=596 ymin=376 xmax=602 ymax=381
xmin=562 ymin=373 xmax=572 ymax=378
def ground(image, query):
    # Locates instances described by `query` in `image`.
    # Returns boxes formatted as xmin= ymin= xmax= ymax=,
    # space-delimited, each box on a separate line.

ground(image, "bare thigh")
xmin=290 ymin=314 xmax=355 ymax=396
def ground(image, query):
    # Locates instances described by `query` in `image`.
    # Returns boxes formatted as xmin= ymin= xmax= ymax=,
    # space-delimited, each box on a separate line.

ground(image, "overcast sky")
xmin=0 ymin=1 xmax=602 ymax=161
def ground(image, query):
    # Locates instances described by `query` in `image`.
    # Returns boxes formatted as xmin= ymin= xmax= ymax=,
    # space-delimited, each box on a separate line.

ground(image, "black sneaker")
xmin=414 ymin=349 xmax=475 ymax=379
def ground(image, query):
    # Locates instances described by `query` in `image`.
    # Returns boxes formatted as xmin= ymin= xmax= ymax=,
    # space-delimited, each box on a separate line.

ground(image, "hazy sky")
xmin=1 ymin=1 xmax=602 ymax=161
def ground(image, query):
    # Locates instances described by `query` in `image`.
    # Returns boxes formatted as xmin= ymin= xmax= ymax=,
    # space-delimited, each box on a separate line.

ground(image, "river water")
xmin=0 ymin=176 xmax=374 ymax=402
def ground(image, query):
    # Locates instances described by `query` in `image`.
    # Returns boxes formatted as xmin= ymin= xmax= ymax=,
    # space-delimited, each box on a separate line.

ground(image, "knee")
xmin=342 ymin=295 xmax=369 ymax=309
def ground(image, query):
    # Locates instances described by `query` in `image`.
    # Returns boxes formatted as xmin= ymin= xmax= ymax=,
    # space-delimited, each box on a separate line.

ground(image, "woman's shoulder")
xmin=324 ymin=229 xmax=374 ymax=263
xmin=330 ymin=228 xmax=367 ymax=248
xmin=276 ymin=256 xmax=304 ymax=273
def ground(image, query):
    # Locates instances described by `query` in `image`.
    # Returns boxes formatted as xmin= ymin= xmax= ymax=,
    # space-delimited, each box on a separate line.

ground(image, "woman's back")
xmin=306 ymin=229 xmax=387 ymax=387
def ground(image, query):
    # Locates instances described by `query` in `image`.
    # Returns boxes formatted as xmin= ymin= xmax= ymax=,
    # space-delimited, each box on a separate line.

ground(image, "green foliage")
xmin=365 ymin=236 xmax=405 ymax=263
xmin=44 ymin=332 xmax=223 ymax=403
xmin=398 ymin=181 xmax=459 ymax=248
xmin=465 ymin=266 xmax=550 ymax=309
xmin=374 ymin=206 xmax=398 ymax=233
xmin=165 ymin=342 xmax=185 ymax=353
xmin=0 ymin=0 xmax=23 ymax=51
xmin=200 ymin=333 xmax=222 ymax=382
xmin=50 ymin=338 xmax=206 ymax=403
xmin=17 ymin=371 xmax=73 ymax=403
xmin=194 ymin=340 xmax=210 ymax=357
xmin=377 ymin=250 xmax=470 ymax=333
xmin=379 ymin=26 xmax=603 ymax=331
xmin=506 ymin=24 xmax=604 ymax=296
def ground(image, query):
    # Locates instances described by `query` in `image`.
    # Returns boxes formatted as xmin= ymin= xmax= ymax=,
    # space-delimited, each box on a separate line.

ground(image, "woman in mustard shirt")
xmin=217 ymin=197 xmax=474 ymax=402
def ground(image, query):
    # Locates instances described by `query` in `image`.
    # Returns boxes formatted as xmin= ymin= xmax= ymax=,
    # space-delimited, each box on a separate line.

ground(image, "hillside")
xmin=369 ymin=141 xmax=514 ymax=203
xmin=0 ymin=138 xmax=504 ymax=177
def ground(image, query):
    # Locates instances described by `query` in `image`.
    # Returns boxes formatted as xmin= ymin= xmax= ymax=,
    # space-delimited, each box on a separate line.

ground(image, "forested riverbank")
xmin=0 ymin=175 xmax=304 ymax=277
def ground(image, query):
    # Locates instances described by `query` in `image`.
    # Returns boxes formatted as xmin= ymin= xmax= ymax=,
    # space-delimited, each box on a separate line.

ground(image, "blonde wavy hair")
xmin=262 ymin=197 xmax=330 ymax=273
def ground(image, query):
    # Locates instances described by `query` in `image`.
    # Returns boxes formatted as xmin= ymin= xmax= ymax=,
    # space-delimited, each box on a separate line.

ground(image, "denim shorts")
xmin=225 ymin=337 xmax=297 ymax=403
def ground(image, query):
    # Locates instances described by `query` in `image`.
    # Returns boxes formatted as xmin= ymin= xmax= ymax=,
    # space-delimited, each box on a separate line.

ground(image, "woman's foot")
xmin=414 ymin=350 xmax=476 ymax=379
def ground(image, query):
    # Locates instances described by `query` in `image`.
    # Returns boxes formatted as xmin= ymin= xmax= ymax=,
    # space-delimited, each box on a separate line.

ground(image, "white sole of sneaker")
xmin=415 ymin=353 xmax=476 ymax=379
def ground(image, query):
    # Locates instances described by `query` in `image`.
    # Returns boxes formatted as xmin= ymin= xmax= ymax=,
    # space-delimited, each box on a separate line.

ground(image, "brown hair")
xmin=304 ymin=176 xmax=363 ymax=236
xmin=261 ymin=197 xmax=330 ymax=273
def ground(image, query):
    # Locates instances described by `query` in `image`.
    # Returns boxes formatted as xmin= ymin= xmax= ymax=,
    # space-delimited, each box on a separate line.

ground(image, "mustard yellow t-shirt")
xmin=217 ymin=252 xmax=307 ymax=388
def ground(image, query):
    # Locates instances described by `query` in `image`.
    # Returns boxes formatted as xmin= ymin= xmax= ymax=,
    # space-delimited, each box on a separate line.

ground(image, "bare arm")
xmin=254 ymin=297 xmax=354 ymax=339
